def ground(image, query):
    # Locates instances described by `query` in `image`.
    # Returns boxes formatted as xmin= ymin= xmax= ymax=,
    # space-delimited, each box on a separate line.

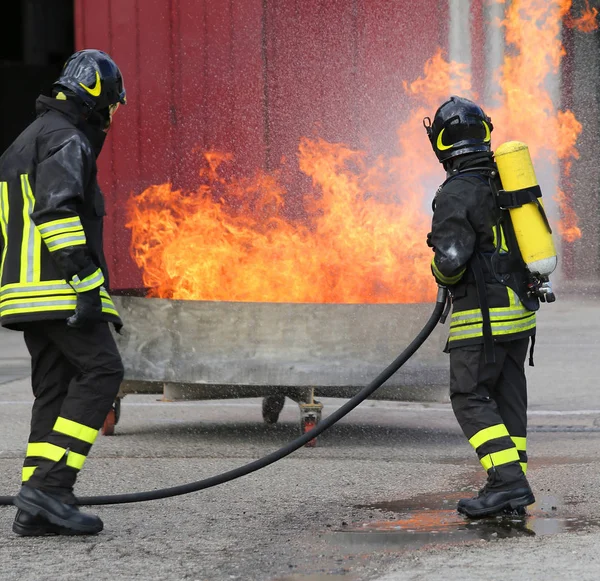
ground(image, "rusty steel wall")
xmin=75 ymin=0 xmax=447 ymax=290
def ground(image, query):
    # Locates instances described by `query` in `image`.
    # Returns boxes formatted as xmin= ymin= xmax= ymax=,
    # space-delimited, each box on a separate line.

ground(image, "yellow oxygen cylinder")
xmin=494 ymin=141 xmax=557 ymax=277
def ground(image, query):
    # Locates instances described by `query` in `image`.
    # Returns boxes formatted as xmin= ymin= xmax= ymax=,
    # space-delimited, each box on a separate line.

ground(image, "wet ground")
xmin=334 ymin=490 xmax=599 ymax=550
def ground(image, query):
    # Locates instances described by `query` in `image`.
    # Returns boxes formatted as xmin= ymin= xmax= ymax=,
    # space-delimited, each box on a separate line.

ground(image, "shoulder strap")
xmin=471 ymin=253 xmax=495 ymax=364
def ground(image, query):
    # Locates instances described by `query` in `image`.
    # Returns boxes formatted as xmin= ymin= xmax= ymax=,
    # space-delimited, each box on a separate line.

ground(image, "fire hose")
xmin=0 ymin=286 xmax=450 ymax=507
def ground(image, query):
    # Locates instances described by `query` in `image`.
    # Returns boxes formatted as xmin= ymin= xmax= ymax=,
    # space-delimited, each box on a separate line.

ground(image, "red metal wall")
xmin=76 ymin=0 xmax=447 ymax=291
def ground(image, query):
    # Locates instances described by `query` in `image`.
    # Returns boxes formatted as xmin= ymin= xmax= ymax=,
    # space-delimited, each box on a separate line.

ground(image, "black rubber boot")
xmin=12 ymin=509 xmax=69 ymax=536
xmin=457 ymin=484 xmax=535 ymax=519
xmin=13 ymin=486 xmax=103 ymax=535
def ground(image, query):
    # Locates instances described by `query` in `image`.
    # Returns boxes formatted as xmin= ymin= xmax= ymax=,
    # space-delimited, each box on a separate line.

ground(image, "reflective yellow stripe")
xmin=480 ymin=447 xmax=521 ymax=470
xmin=26 ymin=442 xmax=86 ymax=471
xmin=22 ymin=466 xmax=36 ymax=482
xmin=448 ymin=313 xmax=536 ymax=341
xmin=469 ymin=424 xmax=510 ymax=450
xmin=1 ymin=287 xmax=75 ymax=301
xmin=0 ymin=287 xmax=120 ymax=319
xmin=1 ymin=296 xmax=77 ymax=307
xmin=492 ymin=224 xmax=509 ymax=253
xmin=450 ymin=306 xmax=531 ymax=325
xmin=100 ymin=293 xmax=120 ymax=317
xmin=20 ymin=175 xmax=42 ymax=283
xmin=1 ymin=298 xmax=77 ymax=317
xmin=520 ymin=462 xmax=527 ymax=475
xmin=53 ymin=417 xmax=98 ymax=444
xmin=101 ymin=302 xmax=119 ymax=316
xmin=26 ymin=442 xmax=66 ymax=462
xmin=45 ymin=233 xmax=87 ymax=252
xmin=38 ymin=217 xmax=83 ymax=236
xmin=42 ymin=224 xmax=84 ymax=238
xmin=431 ymin=257 xmax=465 ymax=285
xmin=1 ymin=279 xmax=71 ymax=291
xmin=0 ymin=182 xmax=9 ymax=277
xmin=436 ymin=128 xmax=452 ymax=151
xmin=506 ymin=285 xmax=519 ymax=307
xmin=71 ymin=268 xmax=105 ymax=293
xmin=450 ymin=289 xmax=529 ymax=324
xmin=511 ymin=436 xmax=526 ymax=451
xmin=38 ymin=218 xmax=84 ymax=240
xmin=65 ymin=450 xmax=86 ymax=471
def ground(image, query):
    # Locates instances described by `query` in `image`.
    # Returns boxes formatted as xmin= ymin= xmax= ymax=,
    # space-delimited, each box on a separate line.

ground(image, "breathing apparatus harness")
xmin=437 ymin=160 xmax=554 ymax=366
xmin=0 ymin=287 xmax=450 ymax=507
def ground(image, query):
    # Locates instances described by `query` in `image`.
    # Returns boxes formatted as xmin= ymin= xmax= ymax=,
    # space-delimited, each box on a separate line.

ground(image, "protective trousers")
xmin=21 ymin=320 xmax=124 ymax=501
xmin=450 ymin=338 xmax=530 ymax=490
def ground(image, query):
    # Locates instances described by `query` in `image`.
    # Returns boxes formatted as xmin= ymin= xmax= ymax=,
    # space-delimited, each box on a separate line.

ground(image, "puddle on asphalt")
xmin=330 ymin=490 xmax=599 ymax=551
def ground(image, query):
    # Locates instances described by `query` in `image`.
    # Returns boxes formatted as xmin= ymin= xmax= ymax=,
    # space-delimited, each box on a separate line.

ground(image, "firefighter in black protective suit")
xmin=424 ymin=96 xmax=537 ymax=518
xmin=0 ymin=49 xmax=126 ymax=535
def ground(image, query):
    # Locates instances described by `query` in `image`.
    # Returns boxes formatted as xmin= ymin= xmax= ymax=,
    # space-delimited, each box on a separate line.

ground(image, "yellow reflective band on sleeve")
xmin=100 ymin=291 xmax=120 ymax=317
xmin=45 ymin=233 xmax=87 ymax=252
xmin=38 ymin=216 xmax=83 ymax=237
xmin=26 ymin=442 xmax=67 ymax=463
xmin=53 ymin=417 xmax=98 ymax=444
xmin=469 ymin=424 xmax=510 ymax=450
xmin=19 ymin=175 xmax=42 ymax=284
xmin=511 ymin=436 xmax=526 ymax=451
xmin=22 ymin=466 xmax=37 ymax=483
xmin=65 ymin=450 xmax=86 ymax=471
xmin=431 ymin=257 xmax=465 ymax=285
xmin=520 ymin=462 xmax=528 ymax=475
xmin=70 ymin=268 xmax=105 ymax=293
xmin=480 ymin=447 xmax=521 ymax=471
xmin=0 ymin=182 xmax=9 ymax=277
xmin=101 ymin=303 xmax=119 ymax=317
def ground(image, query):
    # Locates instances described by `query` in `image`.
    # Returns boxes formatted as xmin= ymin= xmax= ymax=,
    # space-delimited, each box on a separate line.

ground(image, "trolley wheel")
xmin=102 ymin=408 xmax=116 ymax=436
xmin=262 ymin=395 xmax=286 ymax=425
xmin=101 ymin=398 xmax=121 ymax=436
xmin=113 ymin=397 xmax=121 ymax=424
xmin=301 ymin=414 xmax=320 ymax=447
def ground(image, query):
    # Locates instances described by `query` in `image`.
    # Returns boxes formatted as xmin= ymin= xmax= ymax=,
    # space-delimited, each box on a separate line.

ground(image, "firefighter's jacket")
xmin=429 ymin=161 xmax=536 ymax=350
xmin=0 ymin=96 xmax=122 ymax=330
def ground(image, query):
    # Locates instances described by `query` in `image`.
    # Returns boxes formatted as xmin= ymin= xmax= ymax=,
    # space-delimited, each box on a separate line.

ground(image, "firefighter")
xmin=0 ymin=49 xmax=126 ymax=535
xmin=423 ymin=96 xmax=536 ymax=518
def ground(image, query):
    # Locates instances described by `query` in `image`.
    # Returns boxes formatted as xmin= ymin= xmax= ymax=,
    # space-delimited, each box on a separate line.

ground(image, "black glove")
xmin=426 ymin=231 xmax=435 ymax=250
xmin=66 ymin=288 xmax=103 ymax=328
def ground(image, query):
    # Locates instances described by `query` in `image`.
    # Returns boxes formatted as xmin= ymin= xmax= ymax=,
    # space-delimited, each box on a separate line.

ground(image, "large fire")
xmin=127 ymin=0 xmax=595 ymax=303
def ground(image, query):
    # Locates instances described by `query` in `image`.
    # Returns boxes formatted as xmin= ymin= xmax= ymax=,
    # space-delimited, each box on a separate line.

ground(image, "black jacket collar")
xmin=35 ymin=95 xmax=107 ymax=158
xmin=36 ymin=95 xmax=82 ymax=125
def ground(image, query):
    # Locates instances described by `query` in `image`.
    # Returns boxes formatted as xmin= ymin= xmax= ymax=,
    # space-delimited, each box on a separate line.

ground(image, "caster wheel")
xmin=301 ymin=417 xmax=318 ymax=447
xmin=113 ymin=397 xmax=121 ymax=424
xmin=262 ymin=395 xmax=285 ymax=425
xmin=102 ymin=408 xmax=116 ymax=436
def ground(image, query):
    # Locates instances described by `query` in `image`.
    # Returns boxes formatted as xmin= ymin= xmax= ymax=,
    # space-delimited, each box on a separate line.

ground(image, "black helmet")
xmin=54 ymin=49 xmax=126 ymax=114
xmin=423 ymin=96 xmax=493 ymax=163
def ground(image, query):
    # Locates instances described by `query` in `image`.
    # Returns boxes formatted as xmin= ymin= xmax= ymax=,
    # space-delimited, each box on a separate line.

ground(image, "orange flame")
xmin=127 ymin=0 xmax=586 ymax=302
xmin=128 ymin=139 xmax=437 ymax=303
xmin=565 ymin=0 xmax=599 ymax=32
